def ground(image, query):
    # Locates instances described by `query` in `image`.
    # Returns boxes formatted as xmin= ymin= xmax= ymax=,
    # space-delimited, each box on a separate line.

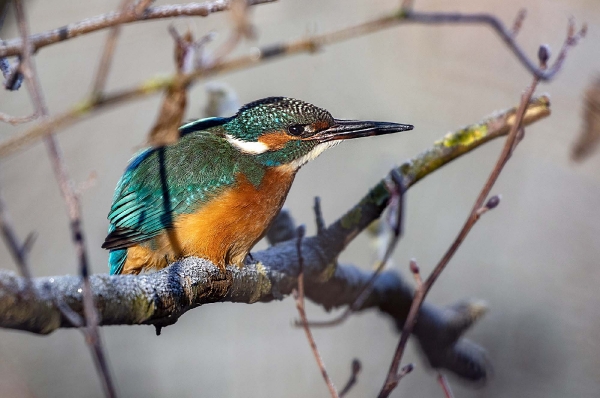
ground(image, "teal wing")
xmin=103 ymin=124 xmax=262 ymax=253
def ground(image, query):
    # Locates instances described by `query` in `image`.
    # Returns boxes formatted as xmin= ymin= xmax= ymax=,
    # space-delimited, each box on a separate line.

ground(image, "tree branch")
xmin=0 ymin=97 xmax=549 ymax=381
xmin=0 ymin=0 xmax=276 ymax=58
xmin=0 ymin=7 xmax=570 ymax=158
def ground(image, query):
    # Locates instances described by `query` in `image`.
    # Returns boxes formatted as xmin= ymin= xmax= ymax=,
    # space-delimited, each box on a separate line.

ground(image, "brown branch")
xmin=379 ymin=58 xmax=540 ymax=398
xmin=293 ymin=226 xmax=339 ymax=398
xmin=0 ymin=111 xmax=37 ymax=125
xmin=0 ymin=186 xmax=34 ymax=282
xmin=0 ymin=0 xmax=277 ymax=58
xmin=12 ymin=1 xmax=117 ymax=397
xmin=437 ymin=373 xmax=455 ymax=398
xmin=90 ymin=0 xmax=134 ymax=99
xmin=0 ymin=7 xmax=579 ymax=158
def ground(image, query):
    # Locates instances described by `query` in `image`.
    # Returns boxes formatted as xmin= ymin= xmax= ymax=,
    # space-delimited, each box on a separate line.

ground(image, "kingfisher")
xmin=103 ymin=97 xmax=413 ymax=275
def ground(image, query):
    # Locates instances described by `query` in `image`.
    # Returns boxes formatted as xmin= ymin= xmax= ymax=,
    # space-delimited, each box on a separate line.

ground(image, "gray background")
xmin=0 ymin=0 xmax=599 ymax=397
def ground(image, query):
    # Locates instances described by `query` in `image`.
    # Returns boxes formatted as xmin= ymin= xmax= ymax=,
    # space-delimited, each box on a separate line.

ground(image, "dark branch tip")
xmin=351 ymin=358 xmax=362 ymax=374
xmin=537 ymin=44 xmax=551 ymax=66
xmin=409 ymin=259 xmax=420 ymax=275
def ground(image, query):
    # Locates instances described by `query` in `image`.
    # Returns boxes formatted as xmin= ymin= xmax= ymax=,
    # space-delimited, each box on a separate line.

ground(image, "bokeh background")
xmin=0 ymin=0 xmax=599 ymax=397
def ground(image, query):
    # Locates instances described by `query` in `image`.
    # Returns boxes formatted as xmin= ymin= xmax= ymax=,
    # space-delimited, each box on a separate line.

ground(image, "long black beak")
xmin=314 ymin=119 xmax=413 ymax=142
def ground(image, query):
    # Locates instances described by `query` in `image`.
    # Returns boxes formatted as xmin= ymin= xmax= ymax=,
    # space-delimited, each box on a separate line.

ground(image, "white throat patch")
xmin=225 ymin=134 xmax=269 ymax=154
xmin=289 ymin=141 xmax=340 ymax=169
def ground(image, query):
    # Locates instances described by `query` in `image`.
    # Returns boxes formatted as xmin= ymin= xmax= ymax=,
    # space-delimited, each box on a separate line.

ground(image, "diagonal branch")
xmin=12 ymin=1 xmax=117 ymax=396
xmin=0 ymin=8 xmax=577 ymax=158
xmin=0 ymin=0 xmax=277 ymax=58
xmin=0 ymin=97 xmax=549 ymax=381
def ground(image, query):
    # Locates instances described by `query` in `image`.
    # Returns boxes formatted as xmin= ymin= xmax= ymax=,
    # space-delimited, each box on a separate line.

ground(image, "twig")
xmin=339 ymin=359 xmax=362 ymax=397
xmin=403 ymin=10 xmax=586 ymax=81
xmin=0 ymin=8 xmax=581 ymax=158
xmin=437 ymin=373 xmax=455 ymax=398
xmin=313 ymin=196 xmax=326 ymax=235
xmin=293 ymin=225 xmax=339 ymax=398
xmin=0 ymin=111 xmax=37 ymax=125
xmin=91 ymin=0 xmax=134 ymax=99
xmin=301 ymin=169 xmax=406 ymax=328
xmin=0 ymin=0 xmax=277 ymax=57
xmin=377 ymin=25 xmax=584 ymax=394
xmin=510 ymin=9 xmax=527 ymax=37
xmin=12 ymin=1 xmax=117 ymax=397
xmin=0 ymin=186 xmax=34 ymax=283
xmin=134 ymin=0 xmax=155 ymax=16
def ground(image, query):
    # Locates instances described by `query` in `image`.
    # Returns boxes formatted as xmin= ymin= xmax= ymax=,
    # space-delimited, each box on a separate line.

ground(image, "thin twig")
xmin=378 ymin=21 xmax=585 ymax=397
xmin=302 ymin=169 xmax=406 ymax=328
xmin=91 ymin=0 xmax=134 ymax=99
xmin=0 ymin=187 xmax=34 ymax=283
xmin=376 ymin=31 xmax=581 ymax=396
xmin=0 ymin=111 xmax=37 ymax=125
xmin=0 ymin=8 xmax=584 ymax=158
xmin=0 ymin=0 xmax=277 ymax=57
xmin=313 ymin=196 xmax=326 ymax=235
xmin=510 ymin=9 xmax=527 ymax=37
xmin=339 ymin=359 xmax=362 ymax=397
xmin=12 ymin=1 xmax=117 ymax=397
xmin=134 ymin=0 xmax=155 ymax=16
xmin=437 ymin=373 xmax=455 ymax=398
xmin=293 ymin=225 xmax=339 ymax=398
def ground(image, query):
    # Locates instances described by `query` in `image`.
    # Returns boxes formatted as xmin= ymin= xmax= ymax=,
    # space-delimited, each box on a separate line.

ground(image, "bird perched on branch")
xmin=103 ymin=97 xmax=413 ymax=275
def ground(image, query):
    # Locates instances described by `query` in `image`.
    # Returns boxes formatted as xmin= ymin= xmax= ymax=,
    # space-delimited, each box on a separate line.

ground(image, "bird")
xmin=103 ymin=97 xmax=413 ymax=275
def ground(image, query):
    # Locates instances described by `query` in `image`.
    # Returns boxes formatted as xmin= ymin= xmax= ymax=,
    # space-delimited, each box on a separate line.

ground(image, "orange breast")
xmin=122 ymin=165 xmax=296 ymax=274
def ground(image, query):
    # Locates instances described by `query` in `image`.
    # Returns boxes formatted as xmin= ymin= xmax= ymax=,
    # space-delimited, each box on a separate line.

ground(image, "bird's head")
xmin=221 ymin=97 xmax=413 ymax=169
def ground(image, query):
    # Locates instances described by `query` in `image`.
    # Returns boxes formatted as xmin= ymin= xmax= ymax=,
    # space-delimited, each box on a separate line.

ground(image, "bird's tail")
xmin=108 ymin=249 xmax=127 ymax=275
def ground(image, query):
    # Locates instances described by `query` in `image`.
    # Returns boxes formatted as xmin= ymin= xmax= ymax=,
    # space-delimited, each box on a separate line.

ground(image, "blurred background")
xmin=0 ymin=0 xmax=599 ymax=397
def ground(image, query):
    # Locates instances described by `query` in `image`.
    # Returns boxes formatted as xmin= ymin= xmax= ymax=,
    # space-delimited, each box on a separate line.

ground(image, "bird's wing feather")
xmin=102 ymin=129 xmax=262 ymax=250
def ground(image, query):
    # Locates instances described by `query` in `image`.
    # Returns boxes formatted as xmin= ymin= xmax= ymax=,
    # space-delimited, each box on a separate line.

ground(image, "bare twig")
xmin=296 ymin=169 xmax=406 ymax=327
xmin=0 ymin=187 xmax=34 ymax=282
xmin=510 ymin=9 xmax=527 ymax=36
xmin=0 ymin=0 xmax=277 ymax=57
xmin=437 ymin=373 xmax=455 ymax=398
xmin=339 ymin=359 xmax=362 ymax=397
xmin=134 ymin=0 xmax=155 ymax=16
xmin=313 ymin=196 xmax=326 ymax=235
xmin=0 ymin=8 xmax=582 ymax=158
xmin=12 ymin=1 xmax=117 ymax=397
xmin=301 ymin=169 xmax=406 ymax=328
xmin=376 ymin=25 xmax=584 ymax=395
xmin=91 ymin=0 xmax=134 ymax=99
xmin=0 ymin=111 xmax=37 ymax=125
xmin=403 ymin=10 xmax=586 ymax=81
xmin=293 ymin=225 xmax=339 ymax=398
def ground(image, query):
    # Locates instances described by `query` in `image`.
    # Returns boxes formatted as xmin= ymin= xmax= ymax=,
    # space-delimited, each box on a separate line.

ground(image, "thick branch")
xmin=0 ymin=97 xmax=549 ymax=380
xmin=0 ymin=0 xmax=276 ymax=58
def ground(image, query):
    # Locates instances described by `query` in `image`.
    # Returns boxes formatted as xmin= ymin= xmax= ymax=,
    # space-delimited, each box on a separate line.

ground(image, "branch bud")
xmin=485 ymin=195 xmax=501 ymax=210
xmin=538 ymin=44 xmax=551 ymax=66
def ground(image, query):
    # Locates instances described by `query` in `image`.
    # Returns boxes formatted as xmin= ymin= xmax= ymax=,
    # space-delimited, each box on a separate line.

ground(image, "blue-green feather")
xmin=104 ymin=124 xmax=267 ymax=272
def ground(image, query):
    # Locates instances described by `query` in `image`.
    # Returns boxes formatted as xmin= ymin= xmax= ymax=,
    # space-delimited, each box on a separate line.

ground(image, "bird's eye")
xmin=288 ymin=124 xmax=305 ymax=136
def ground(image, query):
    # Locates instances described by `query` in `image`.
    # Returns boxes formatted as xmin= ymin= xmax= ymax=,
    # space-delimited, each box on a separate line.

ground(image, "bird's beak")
xmin=313 ymin=119 xmax=414 ymax=142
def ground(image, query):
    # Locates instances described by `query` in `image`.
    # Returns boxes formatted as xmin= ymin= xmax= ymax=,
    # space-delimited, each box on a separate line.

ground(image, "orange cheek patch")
xmin=311 ymin=121 xmax=330 ymax=131
xmin=258 ymin=131 xmax=297 ymax=150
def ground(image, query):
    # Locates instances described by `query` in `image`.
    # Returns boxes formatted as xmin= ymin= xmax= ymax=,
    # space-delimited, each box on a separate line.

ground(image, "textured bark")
xmin=0 ymin=97 xmax=551 ymax=381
